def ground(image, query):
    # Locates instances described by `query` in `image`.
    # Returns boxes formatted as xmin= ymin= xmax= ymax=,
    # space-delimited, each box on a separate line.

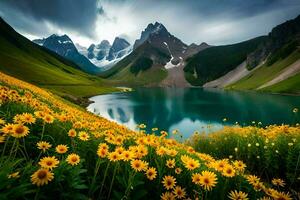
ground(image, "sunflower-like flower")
xmin=175 ymin=167 xmax=182 ymax=174
xmin=233 ymin=160 xmax=246 ymax=172
xmin=198 ymin=171 xmax=218 ymax=191
xmin=37 ymin=141 xmax=52 ymax=152
xmin=43 ymin=114 xmax=54 ymax=124
xmin=97 ymin=148 xmax=108 ymax=158
xmin=130 ymin=159 xmax=148 ymax=172
xmin=66 ymin=153 xmax=80 ymax=166
xmin=246 ymin=175 xmax=260 ymax=185
xmin=222 ymin=164 xmax=236 ymax=177
xmin=31 ymin=168 xmax=54 ymax=186
xmin=162 ymin=175 xmax=176 ymax=190
xmin=22 ymin=113 xmax=36 ymax=124
xmin=228 ymin=190 xmax=249 ymax=200
xmin=271 ymin=178 xmax=285 ymax=187
xmin=55 ymin=144 xmax=68 ymax=154
xmin=68 ymin=129 xmax=77 ymax=137
xmin=78 ymin=131 xmax=90 ymax=141
xmin=38 ymin=156 xmax=59 ymax=170
xmin=121 ymin=150 xmax=135 ymax=161
xmin=1 ymin=123 xmax=14 ymax=135
xmin=160 ymin=192 xmax=176 ymax=200
xmin=108 ymin=152 xmax=120 ymax=162
xmin=166 ymin=159 xmax=176 ymax=168
xmin=145 ymin=167 xmax=157 ymax=180
xmin=173 ymin=186 xmax=186 ymax=199
xmin=181 ymin=155 xmax=200 ymax=170
xmin=11 ymin=124 xmax=29 ymax=138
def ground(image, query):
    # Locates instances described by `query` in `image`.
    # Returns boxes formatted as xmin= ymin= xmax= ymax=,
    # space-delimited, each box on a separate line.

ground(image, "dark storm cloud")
xmin=0 ymin=0 xmax=99 ymax=37
xmin=0 ymin=0 xmax=300 ymax=45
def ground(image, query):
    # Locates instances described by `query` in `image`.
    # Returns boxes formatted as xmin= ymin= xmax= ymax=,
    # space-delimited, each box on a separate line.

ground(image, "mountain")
xmin=77 ymin=37 xmax=131 ymax=70
xmin=184 ymin=36 xmax=267 ymax=86
xmin=0 ymin=17 xmax=117 ymax=101
xmin=107 ymin=37 xmax=130 ymax=61
xmin=227 ymin=15 xmax=300 ymax=94
xmin=33 ymin=34 xmax=101 ymax=74
xmin=32 ymin=38 xmax=45 ymax=46
xmin=86 ymin=40 xmax=111 ymax=60
xmin=247 ymin=15 xmax=300 ymax=69
xmin=101 ymin=22 xmax=204 ymax=86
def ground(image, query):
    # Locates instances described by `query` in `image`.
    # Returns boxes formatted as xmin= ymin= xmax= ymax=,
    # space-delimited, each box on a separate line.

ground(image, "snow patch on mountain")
xmin=163 ymin=42 xmax=182 ymax=69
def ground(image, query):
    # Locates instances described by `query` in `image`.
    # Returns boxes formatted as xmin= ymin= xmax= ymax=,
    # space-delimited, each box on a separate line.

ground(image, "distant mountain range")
xmin=1 ymin=14 xmax=300 ymax=94
xmin=33 ymin=34 xmax=101 ymax=74
xmin=75 ymin=37 xmax=132 ymax=70
xmin=33 ymin=35 xmax=131 ymax=72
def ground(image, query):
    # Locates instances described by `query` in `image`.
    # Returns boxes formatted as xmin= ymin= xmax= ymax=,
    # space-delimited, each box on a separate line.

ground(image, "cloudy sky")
xmin=1 ymin=0 xmax=300 ymax=47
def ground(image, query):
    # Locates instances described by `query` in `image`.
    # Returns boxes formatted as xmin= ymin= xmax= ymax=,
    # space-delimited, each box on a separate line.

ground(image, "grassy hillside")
xmin=184 ymin=36 xmax=267 ymax=86
xmin=262 ymin=72 xmax=300 ymax=94
xmin=100 ymin=41 xmax=170 ymax=86
xmin=0 ymin=71 xmax=298 ymax=199
xmin=0 ymin=17 xmax=118 ymax=99
xmin=228 ymin=49 xmax=300 ymax=92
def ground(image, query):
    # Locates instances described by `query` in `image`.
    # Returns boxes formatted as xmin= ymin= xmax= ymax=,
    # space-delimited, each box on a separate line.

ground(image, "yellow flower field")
xmin=0 ymin=71 xmax=299 ymax=200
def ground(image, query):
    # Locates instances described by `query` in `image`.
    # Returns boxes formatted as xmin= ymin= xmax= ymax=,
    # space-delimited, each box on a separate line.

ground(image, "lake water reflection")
xmin=87 ymin=88 xmax=300 ymax=138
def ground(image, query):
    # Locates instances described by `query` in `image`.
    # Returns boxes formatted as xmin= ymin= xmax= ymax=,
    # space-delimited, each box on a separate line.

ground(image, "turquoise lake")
xmin=87 ymin=88 xmax=300 ymax=138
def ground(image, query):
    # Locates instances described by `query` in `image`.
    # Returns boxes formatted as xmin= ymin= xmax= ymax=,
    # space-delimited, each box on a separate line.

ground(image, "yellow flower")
xmin=8 ymin=172 xmax=20 ymax=179
xmin=182 ymin=157 xmax=200 ymax=170
xmin=293 ymin=108 xmax=298 ymax=113
xmin=22 ymin=113 xmax=36 ymax=124
xmin=246 ymin=175 xmax=260 ymax=185
xmin=55 ymin=144 xmax=68 ymax=154
xmin=222 ymin=164 xmax=235 ymax=177
xmin=272 ymin=191 xmax=292 ymax=200
xmin=66 ymin=153 xmax=80 ymax=166
xmin=166 ymin=159 xmax=176 ymax=168
xmin=145 ymin=167 xmax=157 ymax=180
xmin=31 ymin=168 xmax=54 ymax=186
xmin=115 ymin=146 xmax=125 ymax=155
xmin=160 ymin=192 xmax=176 ymax=200
xmin=162 ymin=175 xmax=176 ymax=190
xmin=233 ymin=160 xmax=246 ymax=172
xmin=37 ymin=141 xmax=52 ymax=152
xmin=78 ymin=131 xmax=90 ymax=141
xmin=108 ymin=152 xmax=120 ymax=162
xmin=121 ymin=150 xmax=135 ymax=161
xmin=173 ymin=186 xmax=186 ymax=199
xmin=228 ymin=190 xmax=248 ymax=200
xmin=38 ymin=156 xmax=59 ymax=170
xmin=1 ymin=123 xmax=14 ymax=135
xmin=130 ymin=159 xmax=148 ymax=172
xmin=198 ymin=171 xmax=218 ymax=191
xmin=175 ymin=168 xmax=182 ymax=174
xmin=43 ymin=114 xmax=54 ymax=123
xmin=68 ymin=129 xmax=77 ymax=137
xmin=11 ymin=124 xmax=29 ymax=138
xmin=192 ymin=173 xmax=201 ymax=185
xmin=271 ymin=178 xmax=285 ymax=187
xmin=97 ymin=148 xmax=108 ymax=158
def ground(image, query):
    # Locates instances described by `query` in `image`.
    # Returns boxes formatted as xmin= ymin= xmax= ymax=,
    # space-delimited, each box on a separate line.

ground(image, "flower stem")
xmin=107 ymin=163 xmax=118 ymax=199
xmin=98 ymin=162 xmax=110 ymax=199
xmin=89 ymin=159 xmax=102 ymax=196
